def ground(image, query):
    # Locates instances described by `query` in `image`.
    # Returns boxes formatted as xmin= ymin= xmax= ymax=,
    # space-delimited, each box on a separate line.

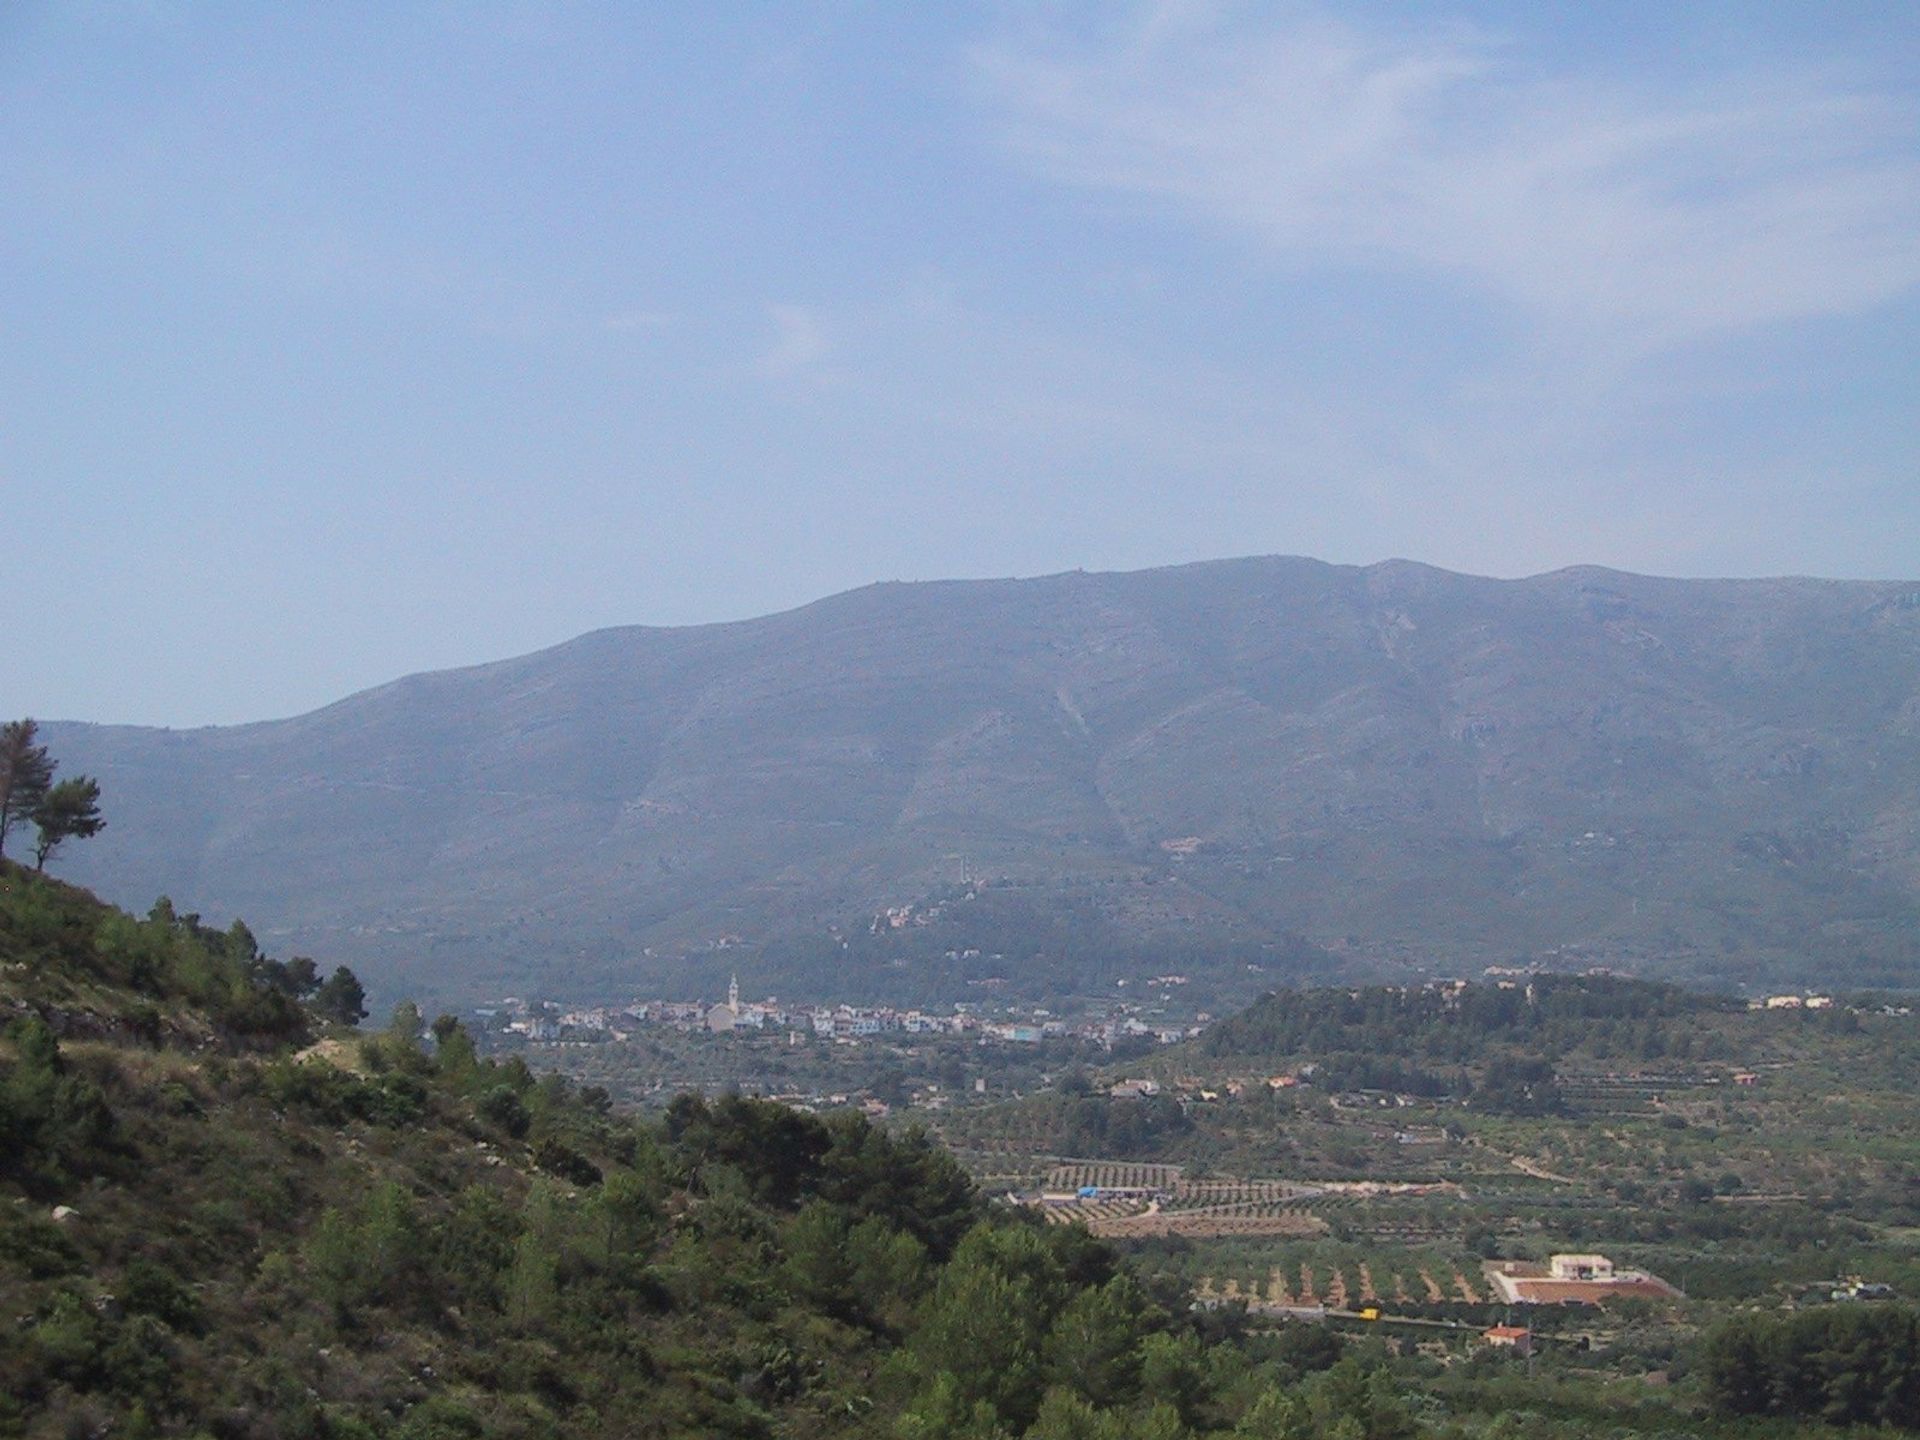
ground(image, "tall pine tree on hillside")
xmin=0 ymin=719 xmax=55 ymax=861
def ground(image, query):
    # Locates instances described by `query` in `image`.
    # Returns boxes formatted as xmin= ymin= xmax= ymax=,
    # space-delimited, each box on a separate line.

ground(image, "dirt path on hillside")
xmin=1510 ymin=1155 xmax=1576 ymax=1184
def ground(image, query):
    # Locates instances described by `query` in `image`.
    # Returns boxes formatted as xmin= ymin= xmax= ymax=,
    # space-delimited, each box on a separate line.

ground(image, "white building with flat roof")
xmin=1551 ymin=1254 xmax=1614 ymax=1280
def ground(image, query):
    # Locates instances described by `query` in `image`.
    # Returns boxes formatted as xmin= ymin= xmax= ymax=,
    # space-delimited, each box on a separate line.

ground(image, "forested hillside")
xmin=1192 ymin=974 xmax=1744 ymax=1107
xmin=9 ymin=867 xmax=1920 ymax=1437
xmin=0 ymin=868 xmax=1433 ymax=1439
xmin=42 ymin=557 xmax=1920 ymax=1007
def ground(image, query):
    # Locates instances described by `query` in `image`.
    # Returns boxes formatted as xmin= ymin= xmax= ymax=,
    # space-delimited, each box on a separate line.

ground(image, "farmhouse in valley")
xmin=1485 ymin=1252 xmax=1681 ymax=1305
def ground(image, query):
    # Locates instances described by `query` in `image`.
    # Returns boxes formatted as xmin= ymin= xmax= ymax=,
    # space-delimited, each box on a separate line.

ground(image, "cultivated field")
xmin=1036 ymin=1162 xmax=1330 ymax=1239
xmin=1185 ymin=1242 xmax=1490 ymax=1312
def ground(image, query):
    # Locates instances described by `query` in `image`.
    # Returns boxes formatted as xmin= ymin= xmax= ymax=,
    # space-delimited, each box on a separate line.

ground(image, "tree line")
xmin=1202 ymin=972 xmax=1734 ymax=1068
xmin=1702 ymin=1303 xmax=1920 ymax=1428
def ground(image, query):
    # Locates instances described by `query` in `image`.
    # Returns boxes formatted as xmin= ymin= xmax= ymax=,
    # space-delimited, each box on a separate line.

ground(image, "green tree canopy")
xmin=1044 ymin=1274 xmax=1157 ymax=1409
xmin=313 ymin=966 xmax=369 ymax=1027
xmin=30 ymin=775 xmax=104 ymax=871
xmin=0 ymin=718 xmax=56 ymax=860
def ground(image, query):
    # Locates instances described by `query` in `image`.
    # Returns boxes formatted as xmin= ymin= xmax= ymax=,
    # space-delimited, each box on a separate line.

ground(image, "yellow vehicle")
xmin=1359 ymin=1307 xmax=1380 ymax=1321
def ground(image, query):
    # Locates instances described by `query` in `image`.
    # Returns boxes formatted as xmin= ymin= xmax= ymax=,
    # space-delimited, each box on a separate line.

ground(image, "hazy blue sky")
xmin=5 ymin=2 xmax=1917 ymax=726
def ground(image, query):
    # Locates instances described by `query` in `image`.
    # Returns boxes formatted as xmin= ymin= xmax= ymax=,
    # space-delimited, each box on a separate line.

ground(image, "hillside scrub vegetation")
xmin=10 ymin=864 xmax=1920 ymax=1438
xmin=0 ymin=865 xmax=1430 ymax=1438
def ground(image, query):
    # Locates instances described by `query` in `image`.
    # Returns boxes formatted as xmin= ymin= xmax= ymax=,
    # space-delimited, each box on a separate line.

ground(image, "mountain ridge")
xmin=40 ymin=555 xmax=1920 ymax=1006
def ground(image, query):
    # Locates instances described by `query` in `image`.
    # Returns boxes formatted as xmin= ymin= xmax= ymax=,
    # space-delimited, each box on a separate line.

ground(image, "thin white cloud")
xmin=759 ymin=302 xmax=833 ymax=378
xmin=974 ymin=4 xmax=1920 ymax=352
xmin=601 ymin=308 xmax=674 ymax=333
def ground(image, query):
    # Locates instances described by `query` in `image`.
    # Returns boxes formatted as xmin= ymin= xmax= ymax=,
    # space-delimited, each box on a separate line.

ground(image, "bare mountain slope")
xmin=42 ymin=557 xmax=1920 ymax=1003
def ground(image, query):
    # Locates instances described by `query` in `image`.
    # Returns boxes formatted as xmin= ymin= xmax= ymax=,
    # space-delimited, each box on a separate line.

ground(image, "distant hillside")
xmin=41 ymin=556 xmax=1920 ymax=1006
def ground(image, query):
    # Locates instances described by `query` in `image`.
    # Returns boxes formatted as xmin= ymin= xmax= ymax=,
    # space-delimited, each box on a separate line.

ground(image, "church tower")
xmin=708 ymin=973 xmax=742 ymax=1034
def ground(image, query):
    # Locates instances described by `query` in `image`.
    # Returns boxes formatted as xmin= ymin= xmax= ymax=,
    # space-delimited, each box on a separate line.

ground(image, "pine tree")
xmin=0 ymin=718 xmax=56 ymax=860
xmin=314 ymin=966 xmax=369 ymax=1026
xmin=30 ymin=775 xmax=104 ymax=871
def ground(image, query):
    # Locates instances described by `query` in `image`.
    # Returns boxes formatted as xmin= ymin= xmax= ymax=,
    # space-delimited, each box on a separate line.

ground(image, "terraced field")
xmin=1079 ymin=1208 xmax=1329 ymax=1240
xmin=1044 ymin=1161 xmax=1186 ymax=1191
xmin=1036 ymin=1163 xmax=1327 ymax=1238
xmin=1191 ymin=1245 xmax=1490 ymax=1313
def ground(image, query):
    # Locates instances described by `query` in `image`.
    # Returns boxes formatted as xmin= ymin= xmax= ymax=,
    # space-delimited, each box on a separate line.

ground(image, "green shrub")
xmin=122 ymin=1257 xmax=204 ymax=1334
xmin=478 ymin=1086 xmax=531 ymax=1139
xmin=0 ymin=1208 xmax=84 ymax=1279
